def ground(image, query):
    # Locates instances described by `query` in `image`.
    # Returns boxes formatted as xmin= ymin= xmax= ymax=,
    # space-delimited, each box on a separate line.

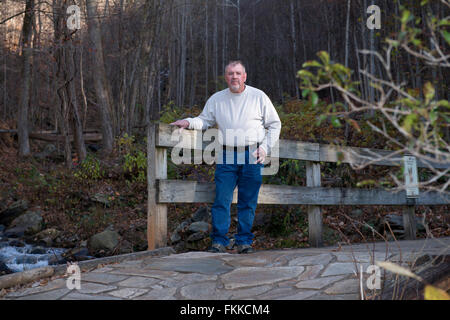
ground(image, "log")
xmin=0 ymin=267 xmax=54 ymax=290
xmin=29 ymin=132 xmax=102 ymax=142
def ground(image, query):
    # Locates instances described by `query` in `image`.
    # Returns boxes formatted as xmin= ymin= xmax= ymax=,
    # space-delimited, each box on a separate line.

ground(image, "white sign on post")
xmin=403 ymin=155 xmax=419 ymax=198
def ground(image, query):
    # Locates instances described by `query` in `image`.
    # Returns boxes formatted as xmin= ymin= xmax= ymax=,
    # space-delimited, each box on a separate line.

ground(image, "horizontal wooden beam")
xmin=157 ymin=179 xmax=450 ymax=206
xmin=29 ymin=133 xmax=102 ymax=142
xmin=157 ymin=123 xmax=449 ymax=169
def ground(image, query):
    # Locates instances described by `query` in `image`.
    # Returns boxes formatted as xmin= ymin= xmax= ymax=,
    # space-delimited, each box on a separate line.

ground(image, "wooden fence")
xmin=147 ymin=123 xmax=450 ymax=249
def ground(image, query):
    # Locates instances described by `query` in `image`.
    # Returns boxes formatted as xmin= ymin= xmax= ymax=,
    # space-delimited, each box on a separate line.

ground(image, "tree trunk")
xmin=17 ymin=0 xmax=35 ymax=157
xmin=85 ymin=0 xmax=114 ymax=154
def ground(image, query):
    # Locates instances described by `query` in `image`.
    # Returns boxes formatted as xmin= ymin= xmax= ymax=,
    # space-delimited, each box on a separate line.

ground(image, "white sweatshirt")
xmin=183 ymin=85 xmax=281 ymax=154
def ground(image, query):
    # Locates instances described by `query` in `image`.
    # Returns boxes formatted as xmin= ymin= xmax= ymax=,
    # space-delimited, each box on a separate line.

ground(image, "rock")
xmin=175 ymin=221 xmax=190 ymax=233
xmin=186 ymin=232 xmax=206 ymax=242
xmin=88 ymin=229 xmax=120 ymax=252
xmin=0 ymin=261 xmax=13 ymax=275
xmin=48 ymin=256 xmax=67 ymax=266
xmin=32 ymin=228 xmax=61 ymax=247
xmin=8 ymin=239 xmax=25 ymax=247
xmin=62 ymin=247 xmax=91 ymax=261
xmin=4 ymin=228 xmax=24 ymax=238
xmin=170 ymin=232 xmax=181 ymax=244
xmin=192 ymin=206 xmax=211 ymax=222
xmin=91 ymin=193 xmax=111 ymax=207
xmin=6 ymin=211 xmax=43 ymax=236
xmin=173 ymin=241 xmax=186 ymax=253
xmin=0 ymin=224 xmax=5 ymax=233
xmin=33 ymin=144 xmax=56 ymax=160
xmin=15 ymin=256 xmax=38 ymax=265
xmin=188 ymin=221 xmax=210 ymax=234
xmin=0 ymin=200 xmax=28 ymax=227
xmin=29 ymin=246 xmax=47 ymax=254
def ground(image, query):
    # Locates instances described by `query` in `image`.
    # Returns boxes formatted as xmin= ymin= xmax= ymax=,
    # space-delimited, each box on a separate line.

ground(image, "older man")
xmin=171 ymin=61 xmax=281 ymax=254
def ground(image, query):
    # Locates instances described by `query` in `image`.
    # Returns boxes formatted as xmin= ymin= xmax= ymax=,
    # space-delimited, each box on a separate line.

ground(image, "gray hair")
xmin=225 ymin=60 xmax=246 ymax=74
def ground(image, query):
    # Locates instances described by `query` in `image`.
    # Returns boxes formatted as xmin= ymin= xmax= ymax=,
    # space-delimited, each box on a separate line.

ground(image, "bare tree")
xmin=17 ymin=0 xmax=35 ymax=157
xmin=85 ymin=0 xmax=114 ymax=154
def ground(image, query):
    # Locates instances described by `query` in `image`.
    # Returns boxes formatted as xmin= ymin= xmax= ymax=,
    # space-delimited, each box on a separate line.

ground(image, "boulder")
xmin=192 ymin=206 xmax=211 ymax=222
xmin=29 ymin=246 xmax=47 ymax=254
xmin=188 ymin=221 xmax=210 ymax=234
xmin=0 ymin=200 xmax=28 ymax=227
xmin=32 ymin=228 xmax=61 ymax=247
xmin=88 ymin=229 xmax=120 ymax=252
xmin=6 ymin=211 xmax=43 ymax=236
xmin=0 ymin=261 xmax=13 ymax=275
xmin=186 ymin=232 xmax=206 ymax=242
xmin=170 ymin=232 xmax=182 ymax=244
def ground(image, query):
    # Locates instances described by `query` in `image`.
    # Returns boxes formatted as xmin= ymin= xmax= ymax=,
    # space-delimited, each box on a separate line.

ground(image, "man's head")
xmin=225 ymin=61 xmax=247 ymax=93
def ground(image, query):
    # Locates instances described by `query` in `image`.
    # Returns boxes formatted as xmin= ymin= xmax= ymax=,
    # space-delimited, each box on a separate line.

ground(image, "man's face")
xmin=225 ymin=64 xmax=247 ymax=93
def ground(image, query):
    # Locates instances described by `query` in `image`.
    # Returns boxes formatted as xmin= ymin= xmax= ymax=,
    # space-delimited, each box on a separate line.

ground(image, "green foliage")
xmin=117 ymin=133 xmax=147 ymax=185
xmin=160 ymin=101 xmax=185 ymax=124
xmin=123 ymin=149 xmax=147 ymax=183
xmin=297 ymin=5 xmax=449 ymax=158
xmin=73 ymin=154 xmax=105 ymax=181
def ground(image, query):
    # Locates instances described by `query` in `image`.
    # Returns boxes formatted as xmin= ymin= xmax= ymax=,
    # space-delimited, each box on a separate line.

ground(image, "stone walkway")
xmin=2 ymin=237 xmax=449 ymax=300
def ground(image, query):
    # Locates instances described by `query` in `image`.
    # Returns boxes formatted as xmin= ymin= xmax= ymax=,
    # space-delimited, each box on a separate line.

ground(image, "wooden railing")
xmin=147 ymin=123 xmax=450 ymax=249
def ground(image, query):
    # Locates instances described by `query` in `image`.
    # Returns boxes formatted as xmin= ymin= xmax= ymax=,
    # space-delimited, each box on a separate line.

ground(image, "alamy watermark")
xmin=66 ymin=5 xmax=81 ymax=31
xmin=66 ymin=263 xmax=81 ymax=290
xmin=366 ymin=5 xmax=381 ymax=30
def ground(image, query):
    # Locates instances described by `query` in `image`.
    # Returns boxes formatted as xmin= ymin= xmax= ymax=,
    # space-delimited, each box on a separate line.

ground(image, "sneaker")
xmin=207 ymin=243 xmax=226 ymax=253
xmin=237 ymin=244 xmax=255 ymax=254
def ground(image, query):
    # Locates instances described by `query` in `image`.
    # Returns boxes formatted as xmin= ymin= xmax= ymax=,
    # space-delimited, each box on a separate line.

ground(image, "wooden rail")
xmin=147 ymin=123 xmax=450 ymax=249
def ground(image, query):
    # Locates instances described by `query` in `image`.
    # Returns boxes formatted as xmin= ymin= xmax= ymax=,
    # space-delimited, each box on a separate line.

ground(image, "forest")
xmin=0 ymin=0 xmax=448 ymax=274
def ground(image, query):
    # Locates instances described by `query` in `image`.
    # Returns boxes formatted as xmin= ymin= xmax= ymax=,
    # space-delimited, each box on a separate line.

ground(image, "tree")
xmin=298 ymin=3 xmax=450 ymax=197
xmin=17 ymin=0 xmax=34 ymax=157
xmin=85 ymin=0 xmax=114 ymax=154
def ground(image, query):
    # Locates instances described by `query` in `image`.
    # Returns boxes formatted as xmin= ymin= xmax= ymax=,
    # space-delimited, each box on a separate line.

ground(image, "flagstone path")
xmin=2 ymin=237 xmax=449 ymax=300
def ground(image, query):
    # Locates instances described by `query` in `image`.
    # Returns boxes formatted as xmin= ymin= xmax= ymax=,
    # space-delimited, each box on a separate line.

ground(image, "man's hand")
xmin=252 ymin=147 xmax=267 ymax=164
xmin=170 ymin=119 xmax=189 ymax=132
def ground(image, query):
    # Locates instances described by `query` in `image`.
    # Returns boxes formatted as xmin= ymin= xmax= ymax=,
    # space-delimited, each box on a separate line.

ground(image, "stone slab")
xmin=144 ymin=257 xmax=234 ymax=275
xmin=221 ymin=267 xmax=305 ymax=290
xmin=80 ymin=272 xmax=129 ymax=284
xmin=116 ymin=276 xmax=160 ymax=288
xmin=295 ymin=275 xmax=346 ymax=289
xmin=179 ymin=281 xmax=233 ymax=300
xmin=5 ymin=278 xmax=66 ymax=298
xmin=134 ymin=287 xmax=177 ymax=300
xmin=322 ymin=262 xmax=370 ymax=277
xmin=108 ymin=288 xmax=149 ymax=299
xmin=62 ymin=292 xmax=123 ymax=300
xmin=16 ymin=288 xmax=72 ymax=300
xmin=324 ymin=278 xmax=360 ymax=295
xmin=288 ymin=254 xmax=334 ymax=266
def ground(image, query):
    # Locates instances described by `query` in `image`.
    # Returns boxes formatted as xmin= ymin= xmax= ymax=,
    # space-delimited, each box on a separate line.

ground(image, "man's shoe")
xmin=207 ymin=243 xmax=226 ymax=253
xmin=237 ymin=244 xmax=255 ymax=254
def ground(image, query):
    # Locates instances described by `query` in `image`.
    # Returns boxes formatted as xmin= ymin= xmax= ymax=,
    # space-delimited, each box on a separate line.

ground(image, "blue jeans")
xmin=210 ymin=148 xmax=263 ymax=246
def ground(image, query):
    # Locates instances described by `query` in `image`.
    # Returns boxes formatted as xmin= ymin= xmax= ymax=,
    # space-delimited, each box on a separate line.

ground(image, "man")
xmin=171 ymin=61 xmax=281 ymax=254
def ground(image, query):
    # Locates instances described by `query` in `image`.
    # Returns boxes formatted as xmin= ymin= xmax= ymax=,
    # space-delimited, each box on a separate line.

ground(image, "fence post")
xmin=306 ymin=161 xmax=323 ymax=247
xmin=147 ymin=123 xmax=168 ymax=250
xmin=403 ymin=203 xmax=417 ymax=240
